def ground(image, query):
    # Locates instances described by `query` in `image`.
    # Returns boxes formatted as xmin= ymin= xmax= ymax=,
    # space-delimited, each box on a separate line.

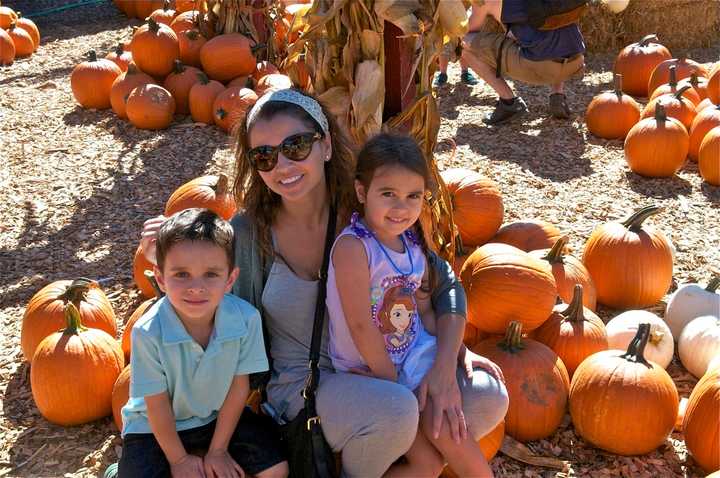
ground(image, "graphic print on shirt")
xmin=373 ymin=281 xmax=419 ymax=357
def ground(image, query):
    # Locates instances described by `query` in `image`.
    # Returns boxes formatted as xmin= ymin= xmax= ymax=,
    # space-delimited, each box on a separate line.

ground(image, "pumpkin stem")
xmin=163 ymin=0 xmax=170 ymax=11
xmin=542 ymin=235 xmax=568 ymax=264
xmin=621 ymin=205 xmax=663 ymax=232
xmin=689 ymin=74 xmax=700 ymax=87
xmin=63 ymin=302 xmax=87 ymax=335
xmin=706 ymin=275 xmax=720 ymax=293
xmin=668 ymin=65 xmax=677 ymax=87
xmin=499 ymin=321 xmax=524 ymax=353
xmin=674 ymin=85 xmax=692 ymax=101
xmin=638 ymin=34 xmax=658 ymax=47
xmin=561 ymin=285 xmax=586 ymax=323
xmin=148 ymin=17 xmax=160 ymax=32
xmin=613 ymin=74 xmax=623 ymax=98
xmin=620 ymin=323 xmax=651 ymax=367
xmin=143 ymin=270 xmax=164 ymax=297
xmin=126 ymin=62 xmax=140 ymax=74
xmin=216 ymin=108 xmax=227 ymax=119
xmin=58 ymin=278 xmax=96 ymax=307
xmin=172 ymin=59 xmax=186 ymax=74
xmin=215 ymin=174 xmax=229 ymax=195
xmin=251 ymin=43 xmax=267 ymax=54
xmin=197 ymin=71 xmax=210 ymax=84
xmin=115 ymin=44 xmax=124 ymax=56
xmin=186 ymin=29 xmax=200 ymax=40
xmin=653 ymin=103 xmax=668 ymax=124
xmin=87 ymin=50 xmax=98 ymax=62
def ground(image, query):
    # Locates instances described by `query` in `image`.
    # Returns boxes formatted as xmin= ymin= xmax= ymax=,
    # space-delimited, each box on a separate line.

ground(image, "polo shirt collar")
xmin=160 ymin=295 xmax=248 ymax=345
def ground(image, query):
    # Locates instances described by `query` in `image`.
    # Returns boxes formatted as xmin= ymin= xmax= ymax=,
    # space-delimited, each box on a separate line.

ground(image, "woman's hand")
xmin=458 ymin=346 xmax=505 ymax=383
xmin=170 ymin=454 xmax=206 ymax=478
xmin=139 ymin=215 xmax=167 ymax=265
xmin=416 ymin=360 xmax=466 ymax=444
xmin=203 ymin=449 xmax=245 ymax=478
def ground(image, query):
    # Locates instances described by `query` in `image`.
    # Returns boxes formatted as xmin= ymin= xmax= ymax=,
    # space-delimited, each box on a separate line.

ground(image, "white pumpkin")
xmin=601 ymin=0 xmax=630 ymax=13
xmin=664 ymin=276 xmax=720 ymax=340
xmin=606 ymin=310 xmax=674 ymax=369
xmin=678 ymin=315 xmax=720 ymax=378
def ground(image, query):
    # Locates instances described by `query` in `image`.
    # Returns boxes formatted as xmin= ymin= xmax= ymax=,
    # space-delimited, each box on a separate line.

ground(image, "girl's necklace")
xmin=370 ymin=230 xmax=414 ymax=278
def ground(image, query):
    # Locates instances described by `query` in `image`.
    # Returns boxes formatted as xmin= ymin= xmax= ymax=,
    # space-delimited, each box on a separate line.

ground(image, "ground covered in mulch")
xmin=1 ymin=3 xmax=718 ymax=477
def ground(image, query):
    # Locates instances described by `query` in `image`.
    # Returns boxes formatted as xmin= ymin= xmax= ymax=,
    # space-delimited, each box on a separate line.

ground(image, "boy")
xmin=117 ymin=209 xmax=288 ymax=478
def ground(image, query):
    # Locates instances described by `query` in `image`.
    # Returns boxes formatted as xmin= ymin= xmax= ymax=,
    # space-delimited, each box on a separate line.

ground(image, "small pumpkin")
xmin=15 ymin=13 xmax=40 ymax=51
xmin=130 ymin=18 xmax=180 ymax=78
xmin=688 ymin=104 xmax=720 ymax=161
xmin=30 ymin=303 xmax=125 ymax=426
xmin=664 ymin=275 xmax=720 ymax=339
xmin=532 ymin=285 xmax=607 ymax=378
xmin=585 ymin=74 xmax=641 ymax=139
xmin=582 ymin=205 xmax=673 ymax=309
xmin=624 ymin=104 xmax=689 ymax=178
xmin=126 ymin=83 xmax=176 ymax=130
xmin=169 ymin=9 xmax=199 ymax=35
xmin=605 ymin=310 xmax=674 ymax=369
xmin=105 ymin=44 xmax=133 ymax=72
xmin=440 ymin=421 xmax=504 ymax=477
xmin=21 ymin=278 xmax=118 ymax=363
xmin=0 ymin=28 xmax=15 ymax=66
xmin=708 ymin=68 xmax=720 ymax=105
xmin=111 ymin=365 xmax=131 ymax=431
xmin=649 ymin=66 xmax=702 ymax=106
xmin=149 ymin=0 xmax=176 ymax=25
xmin=569 ymin=323 xmax=679 ymax=456
xmin=7 ymin=22 xmax=34 ymax=57
xmin=110 ymin=62 xmax=155 ymax=119
xmin=0 ymin=5 xmax=18 ymax=29
xmin=679 ymin=315 xmax=720 ymax=379
xmin=613 ymin=34 xmax=671 ymax=97
xmin=699 ymin=126 xmax=720 ymax=186
xmin=178 ymin=28 xmax=206 ymax=67
xmin=490 ymin=219 xmax=562 ymax=252
xmin=189 ymin=72 xmax=225 ymax=124
xmin=647 ymin=57 xmax=708 ymax=97
xmin=683 ymin=366 xmax=720 ymax=473
xmin=212 ymin=86 xmax=258 ymax=133
xmin=121 ymin=274 xmax=163 ymax=360
xmin=472 ymin=321 xmax=569 ymax=442
xmin=642 ymin=85 xmax=698 ymax=131
xmin=254 ymin=73 xmax=293 ymax=96
xmin=163 ymin=59 xmax=202 ymax=115
xmin=164 ymin=174 xmax=237 ymax=220
xmin=133 ymin=244 xmax=157 ymax=298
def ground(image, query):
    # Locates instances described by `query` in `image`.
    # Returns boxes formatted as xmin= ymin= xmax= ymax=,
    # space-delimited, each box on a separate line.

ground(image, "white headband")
xmin=246 ymin=89 xmax=330 ymax=135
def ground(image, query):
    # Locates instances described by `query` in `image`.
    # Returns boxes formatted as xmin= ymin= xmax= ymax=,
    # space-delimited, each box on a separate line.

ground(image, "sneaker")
xmin=484 ymin=97 xmax=528 ymax=125
xmin=433 ymin=72 xmax=448 ymax=88
xmin=549 ymin=93 xmax=571 ymax=119
xmin=103 ymin=463 xmax=118 ymax=478
xmin=460 ymin=69 xmax=478 ymax=85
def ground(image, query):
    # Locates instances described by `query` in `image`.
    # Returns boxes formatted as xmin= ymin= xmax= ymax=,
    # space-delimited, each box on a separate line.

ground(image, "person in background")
xmin=433 ymin=37 xmax=479 ymax=88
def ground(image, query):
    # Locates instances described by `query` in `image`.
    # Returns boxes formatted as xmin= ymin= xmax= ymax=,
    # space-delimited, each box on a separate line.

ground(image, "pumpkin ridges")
xmin=0 ymin=5 xmax=18 ymax=29
xmin=110 ymin=62 xmax=155 ymax=119
xmin=163 ymin=59 xmax=202 ymax=115
xmin=178 ymin=28 xmax=206 ymax=67
xmin=683 ymin=367 xmax=720 ymax=473
xmin=164 ymin=174 xmax=237 ymax=220
xmin=121 ymin=274 xmax=163 ymax=360
xmin=586 ymin=74 xmax=641 ymax=140
xmin=7 ymin=22 xmax=35 ymax=57
xmin=491 ymin=219 xmax=562 ymax=252
xmin=212 ymin=86 xmax=258 ymax=133
xmin=648 ymin=57 xmax=708 ymax=97
xmin=642 ymin=85 xmax=698 ymax=131
xmin=200 ymin=33 xmax=258 ymax=82
xmin=112 ymin=365 xmax=131 ymax=431
xmin=613 ymin=34 xmax=671 ymax=97
xmin=126 ymin=83 xmax=176 ymax=130
xmin=688 ymin=105 xmax=720 ymax=161
xmin=189 ymin=72 xmax=225 ymax=124
xmin=130 ymin=17 xmax=179 ymax=78
xmin=0 ymin=28 xmax=15 ymax=66
xmin=149 ymin=0 xmax=176 ymax=25
xmin=708 ymin=69 xmax=720 ymax=105
xmin=105 ymin=44 xmax=133 ymax=72
xmin=698 ymin=126 xmax=720 ymax=186
xmin=133 ymin=244 xmax=157 ymax=298
xmin=15 ymin=13 xmax=40 ymax=51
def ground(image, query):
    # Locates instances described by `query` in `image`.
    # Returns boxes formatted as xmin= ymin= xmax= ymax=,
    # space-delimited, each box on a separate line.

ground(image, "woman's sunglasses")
xmin=246 ymin=132 xmax=323 ymax=172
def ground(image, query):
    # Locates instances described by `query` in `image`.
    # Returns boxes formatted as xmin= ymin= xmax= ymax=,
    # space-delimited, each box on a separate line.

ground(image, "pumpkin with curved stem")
xmin=164 ymin=174 xmax=237 ymax=220
xmin=178 ymin=29 xmax=206 ymax=67
xmin=133 ymin=244 xmax=157 ymax=298
xmin=664 ymin=275 xmax=720 ymax=339
xmin=126 ymin=84 xmax=176 ymax=130
xmin=255 ymin=73 xmax=294 ymax=96
xmin=212 ymin=86 xmax=258 ymax=133
xmin=532 ymin=285 xmax=607 ymax=378
xmin=440 ymin=168 xmax=504 ymax=247
xmin=30 ymin=303 xmax=125 ymax=426
xmin=648 ymin=57 xmax=708 ymax=97
xmin=649 ymin=66 xmax=701 ymax=106
xmin=440 ymin=421 xmax=504 ymax=477
xmin=613 ymin=34 xmax=671 ymax=97
xmin=699 ymin=126 xmax=720 ymax=186
xmin=624 ymin=104 xmax=689 ymax=177
xmin=200 ymin=33 xmax=259 ymax=82
xmin=460 ymin=243 xmax=557 ymax=334
xmin=131 ymin=18 xmax=179 ymax=78
xmin=586 ymin=74 xmax=641 ymax=139
xmin=112 ymin=365 xmax=131 ymax=431
xmin=683 ymin=366 xmax=720 ymax=473
xmin=708 ymin=68 xmax=720 ymax=105
xmin=491 ymin=219 xmax=562 ymax=252
xmin=569 ymin=323 xmax=678 ymax=456
xmin=0 ymin=28 xmax=15 ymax=66
xmin=189 ymin=72 xmax=225 ymax=124
xmin=688 ymin=104 xmax=720 ymax=161
xmin=7 ymin=22 xmax=34 ymax=57
xmin=149 ymin=0 xmax=175 ymax=25
xmin=15 ymin=13 xmax=40 ymax=51
xmin=105 ymin=44 xmax=133 ymax=72
xmin=110 ymin=63 xmax=155 ymax=119
xmin=530 ymin=236 xmax=597 ymax=311
xmin=582 ymin=205 xmax=673 ymax=309
xmin=678 ymin=73 xmax=709 ymax=102
xmin=472 ymin=321 xmax=569 ymax=442
xmin=679 ymin=315 xmax=720 ymax=379
xmin=642 ymin=85 xmax=698 ymax=131
xmin=21 ymin=278 xmax=118 ymax=362
xmin=605 ymin=310 xmax=674 ymax=369
xmin=0 ymin=5 xmax=18 ymax=29
xmin=163 ymin=60 xmax=202 ymax=115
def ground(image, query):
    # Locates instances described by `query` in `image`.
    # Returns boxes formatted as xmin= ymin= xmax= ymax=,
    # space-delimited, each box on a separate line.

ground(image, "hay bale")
xmin=581 ymin=0 xmax=720 ymax=53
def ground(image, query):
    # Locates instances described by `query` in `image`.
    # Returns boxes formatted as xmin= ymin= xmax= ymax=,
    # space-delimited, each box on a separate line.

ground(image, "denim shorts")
xmin=118 ymin=408 xmax=285 ymax=477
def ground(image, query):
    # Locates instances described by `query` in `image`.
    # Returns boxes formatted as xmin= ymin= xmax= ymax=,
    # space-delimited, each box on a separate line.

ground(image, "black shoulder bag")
xmin=279 ymin=205 xmax=338 ymax=478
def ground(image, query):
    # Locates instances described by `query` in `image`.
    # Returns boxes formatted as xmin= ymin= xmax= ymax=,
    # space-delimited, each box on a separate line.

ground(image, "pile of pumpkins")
xmin=438 ymin=169 xmax=719 ymax=475
xmin=0 ymin=2 xmax=40 ymax=66
xmin=70 ymin=3 xmax=302 ymax=132
xmin=585 ymin=34 xmax=720 ymax=186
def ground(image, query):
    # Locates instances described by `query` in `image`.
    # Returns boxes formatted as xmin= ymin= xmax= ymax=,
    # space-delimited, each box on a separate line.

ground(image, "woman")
xmin=141 ymin=88 xmax=509 ymax=477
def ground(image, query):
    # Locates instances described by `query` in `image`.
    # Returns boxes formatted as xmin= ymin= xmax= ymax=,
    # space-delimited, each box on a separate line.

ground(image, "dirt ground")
xmin=0 ymin=2 xmax=718 ymax=477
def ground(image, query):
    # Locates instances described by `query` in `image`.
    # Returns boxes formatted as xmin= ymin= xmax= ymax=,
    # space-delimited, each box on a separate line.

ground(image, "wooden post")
xmin=383 ymin=21 xmax=416 ymax=121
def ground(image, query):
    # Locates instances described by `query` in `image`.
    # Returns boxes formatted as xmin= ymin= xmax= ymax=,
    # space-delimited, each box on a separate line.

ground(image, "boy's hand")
xmin=140 ymin=215 xmax=167 ymax=265
xmin=204 ymin=449 xmax=245 ymax=478
xmin=170 ymin=454 xmax=206 ymax=478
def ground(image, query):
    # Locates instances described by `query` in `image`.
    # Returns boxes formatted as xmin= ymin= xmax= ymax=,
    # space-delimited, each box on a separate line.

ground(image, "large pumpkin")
xmin=212 ymin=86 xmax=258 ymax=133
xmin=112 ymin=365 xmax=131 ymax=431
xmin=440 ymin=168 xmax=504 ymax=247
xmin=130 ymin=18 xmax=179 ymax=78
xmin=647 ymin=57 xmax=708 ymax=97
xmin=688 ymin=104 xmax=720 ymax=161
xmin=200 ymin=33 xmax=258 ymax=82
xmin=0 ymin=28 xmax=15 ymax=66
xmin=642 ymin=85 xmax=698 ymax=131
xmin=683 ymin=366 xmax=720 ymax=473
xmin=70 ymin=50 xmax=122 ymax=110
xmin=569 ymin=324 xmax=679 ymax=456
xmin=440 ymin=421 xmax=505 ymax=477
xmin=126 ymin=84 xmax=176 ymax=130
xmin=585 ymin=74 xmax=641 ymax=139
xmin=699 ymin=126 xmax=720 ymax=186
xmin=30 ymin=304 xmax=125 ymax=426
xmin=613 ymin=34 xmax=671 ymax=97
xmin=531 ymin=285 xmax=607 ymax=378
xmin=472 ymin=322 xmax=569 ymax=442
xmin=582 ymin=205 xmax=673 ymax=309
xmin=21 ymin=278 xmax=117 ymax=363
xmin=164 ymin=174 xmax=237 ymax=220
xmin=189 ymin=72 xmax=225 ymax=124
xmin=163 ymin=60 xmax=202 ymax=115
xmin=110 ymin=63 xmax=155 ymax=119
xmin=490 ymin=219 xmax=562 ymax=252
xmin=460 ymin=243 xmax=557 ymax=334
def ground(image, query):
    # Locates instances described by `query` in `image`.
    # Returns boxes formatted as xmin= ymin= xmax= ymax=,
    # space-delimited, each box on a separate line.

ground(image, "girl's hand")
xmin=203 ymin=449 xmax=245 ymax=478
xmin=459 ymin=346 xmax=505 ymax=383
xmin=170 ymin=454 xmax=206 ymax=478
xmin=416 ymin=361 xmax=467 ymax=444
xmin=139 ymin=215 xmax=167 ymax=266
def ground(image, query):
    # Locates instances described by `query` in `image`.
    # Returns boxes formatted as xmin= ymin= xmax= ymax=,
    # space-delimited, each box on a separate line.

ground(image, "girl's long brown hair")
xmin=232 ymin=88 xmax=359 ymax=256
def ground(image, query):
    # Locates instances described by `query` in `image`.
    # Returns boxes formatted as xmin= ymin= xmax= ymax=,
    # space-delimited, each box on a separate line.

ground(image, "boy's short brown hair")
xmin=155 ymin=208 xmax=235 ymax=271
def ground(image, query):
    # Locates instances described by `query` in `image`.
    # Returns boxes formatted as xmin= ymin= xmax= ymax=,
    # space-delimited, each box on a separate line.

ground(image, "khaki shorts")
xmin=441 ymin=37 xmax=463 ymax=62
xmin=463 ymin=30 xmax=585 ymax=85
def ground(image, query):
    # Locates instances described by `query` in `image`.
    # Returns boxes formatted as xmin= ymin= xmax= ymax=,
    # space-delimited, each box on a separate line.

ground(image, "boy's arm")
xmin=145 ymin=392 xmax=190 ymax=465
xmin=333 ymin=236 xmax=397 ymax=381
xmin=208 ymin=374 xmax=250 ymax=453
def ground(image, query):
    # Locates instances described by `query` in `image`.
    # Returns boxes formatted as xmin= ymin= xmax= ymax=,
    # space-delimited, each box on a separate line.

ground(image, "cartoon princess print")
xmin=377 ymin=285 xmax=418 ymax=352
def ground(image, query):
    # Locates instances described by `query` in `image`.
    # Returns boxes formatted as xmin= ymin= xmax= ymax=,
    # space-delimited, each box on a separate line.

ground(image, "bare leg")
xmin=461 ymin=48 xmax=514 ymax=99
xmin=551 ymin=82 xmax=564 ymax=94
xmin=439 ymin=55 xmax=450 ymax=75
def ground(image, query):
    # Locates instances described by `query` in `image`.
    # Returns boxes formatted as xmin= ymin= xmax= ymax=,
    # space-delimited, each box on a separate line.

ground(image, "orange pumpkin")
xmin=678 ymin=74 xmax=709 ymax=102
xmin=569 ymin=324 xmax=679 ymax=456
xmin=529 ymin=236 xmax=597 ymax=311
xmin=531 ymin=285 xmax=607 ymax=378
xmin=613 ymin=34 xmax=671 ymax=97
xmin=688 ymin=104 xmax=720 ymax=161
xmin=133 ymin=244 xmax=158 ymax=298
xmin=134 ymin=0 xmax=164 ymax=20
xmin=178 ymin=29 xmax=206 ymax=67
xmin=121 ymin=277 xmax=162 ymax=360
xmin=0 ymin=28 xmax=15 ymax=66
xmin=585 ymin=74 xmax=641 ymax=139
xmin=460 ymin=243 xmax=557 ymax=334
xmin=491 ymin=219 xmax=562 ymax=252
xmin=683 ymin=366 xmax=720 ymax=473
xmin=708 ymin=69 xmax=720 ymax=105
xmin=255 ymin=73 xmax=293 ymax=96
xmin=697 ymin=98 xmax=715 ymax=114
xmin=201 ymin=33 xmax=258 ymax=82
xmin=440 ymin=168 xmax=504 ymax=247
xmin=189 ymin=72 xmax=225 ymax=124
xmin=227 ymin=75 xmax=252 ymax=89
xmin=582 ymin=205 xmax=673 ymax=309
xmin=126 ymin=84 xmax=176 ymax=130
xmin=165 ymin=174 xmax=237 ymax=220
xmin=7 ymin=22 xmax=34 ymax=57
xmin=642 ymin=85 xmax=698 ymax=131
xmin=21 ymin=278 xmax=118 ymax=362
xmin=472 ymin=321 xmax=569 ymax=442
xmin=698 ymin=127 xmax=720 ymax=186
xmin=15 ymin=13 xmax=40 ymax=51
xmin=213 ymin=86 xmax=258 ymax=133
xmin=112 ymin=365 xmax=131 ymax=431
xmin=30 ymin=303 xmax=125 ymax=426
xmin=170 ymin=10 xmax=200 ymax=36
xmin=440 ymin=421 xmax=505 ymax=477
xmin=131 ymin=18 xmax=179 ymax=78
xmin=625 ymin=104 xmax=689 ymax=178
xmin=105 ymin=44 xmax=133 ymax=72
xmin=110 ymin=62 xmax=155 ymax=119
xmin=149 ymin=0 xmax=176 ymax=25
xmin=0 ymin=5 xmax=18 ymax=29
xmin=461 ymin=322 xmax=486 ymax=350
xmin=163 ymin=60 xmax=202 ymax=115
xmin=648 ymin=57 xmax=708 ymax=97
xmin=174 ymin=0 xmax=197 ymax=13
xmin=649 ymin=66 xmax=702 ymax=106
xmin=115 ymin=0 xmax=136 ymax=17
xmin=252 ymin=60 xmax=280 ymax=83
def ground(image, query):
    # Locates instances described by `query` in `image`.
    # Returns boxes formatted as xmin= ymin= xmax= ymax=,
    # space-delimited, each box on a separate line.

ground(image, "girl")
xmin=327 ymin=133 xmax=500 ymax=477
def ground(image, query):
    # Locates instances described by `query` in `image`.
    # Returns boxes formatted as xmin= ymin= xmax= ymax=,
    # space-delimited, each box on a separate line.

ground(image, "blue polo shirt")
xmin=121 ymin=294 xmax=269 ymax=436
